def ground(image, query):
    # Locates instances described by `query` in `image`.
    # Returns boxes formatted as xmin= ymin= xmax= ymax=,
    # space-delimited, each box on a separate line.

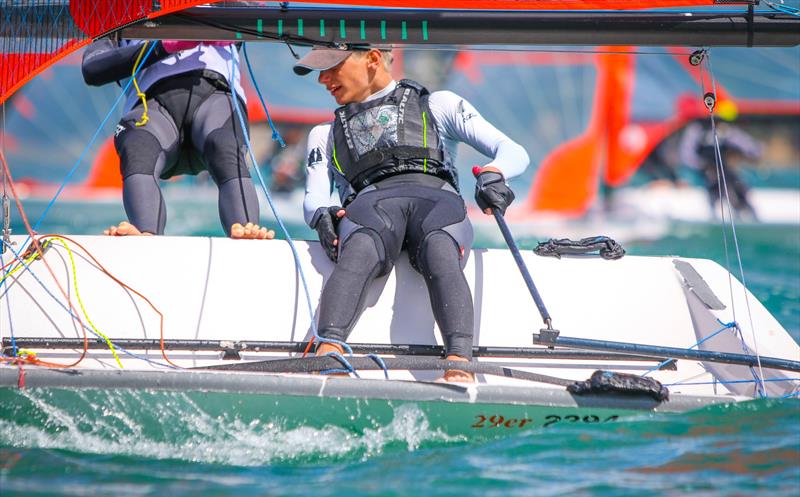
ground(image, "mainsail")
xmin=3 ymin=0 xmax=793 ymax=105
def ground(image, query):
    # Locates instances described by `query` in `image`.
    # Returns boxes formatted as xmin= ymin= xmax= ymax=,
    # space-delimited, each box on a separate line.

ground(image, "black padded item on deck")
xmin=534 ymin=236 xmax=625 ymax=260
xmin=567 ymin=370 xmax=669 ymax=401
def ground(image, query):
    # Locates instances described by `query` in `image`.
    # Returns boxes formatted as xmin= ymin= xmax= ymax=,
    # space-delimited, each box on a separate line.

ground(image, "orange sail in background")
xmin=526 ymin=48 xmax=636 ymax=216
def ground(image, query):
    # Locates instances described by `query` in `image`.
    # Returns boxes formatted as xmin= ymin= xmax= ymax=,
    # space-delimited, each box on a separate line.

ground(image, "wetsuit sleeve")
xmin=303 ymin=124 xmax=340 ymax=226
xmin=429 ymin=90 xmax=530 ymax=179
xmin=81 ymin=39 xmax=171 ymax=87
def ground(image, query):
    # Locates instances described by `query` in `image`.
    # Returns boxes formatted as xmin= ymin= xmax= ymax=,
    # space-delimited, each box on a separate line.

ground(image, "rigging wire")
xmin=0 ymin=149 xmax=89 ymax=367
xmin=640 ymin=320 xmax=737 ymax=377
xmin=663 ymin=378 xmax=800 ymax=387
xmin=0 ymin=247 xmax=175 ymax=370
xmin=0 ymin=253 xmax=17 ymax=358
xmin=228 ymin=43 xmax=364 ymax=376
xmin=46 ymin=237 xmax=123 ymax=368
xmin=0 ymin=99 xmax=14 ymax=357
xmin=701 ymin=50 xmax=766 ymax=397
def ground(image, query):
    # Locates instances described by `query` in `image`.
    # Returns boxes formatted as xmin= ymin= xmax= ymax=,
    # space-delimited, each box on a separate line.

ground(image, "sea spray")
xmin=0 ymin=388 xmax=459 ymax=466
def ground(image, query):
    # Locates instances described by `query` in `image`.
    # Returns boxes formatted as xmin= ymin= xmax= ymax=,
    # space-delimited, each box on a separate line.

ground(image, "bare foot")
xmin=230 ymin=222 xmax=275 ymax=240
xmin=103 ymin=221 xmax=152 ymax=236
xmin=440 ymin=355 xmax=475 ymax=383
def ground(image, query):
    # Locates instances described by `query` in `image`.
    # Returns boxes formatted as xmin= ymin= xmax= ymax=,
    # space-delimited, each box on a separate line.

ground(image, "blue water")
xmin=2 ymin=200 xmax=799 ymax=496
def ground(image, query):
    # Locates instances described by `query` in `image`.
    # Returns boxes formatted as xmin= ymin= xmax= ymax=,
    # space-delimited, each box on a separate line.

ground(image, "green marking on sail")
xmin=320 ymin=19 xmax=325 ymax=37
xmin=278 ymin=19 xmax=283 ymax=36
xmin=298 ymin=18 xmax=304 ymax=36
xmin=360 ymin=20 xmax=366 ymax=40
xmin=257 ymin=19 xmax=263 ymax=35
xmin=381 ymin=20 xmax=387 ymax=40
xmin=340 ymin=19 xmax=346 ymax=39
xmin=401 ymin=21 xmax=407 ymax=40
xmin=422 ymin=111 xmax=428 ymax=172
xmin=422 ymin=21 xmax=428 ymax=41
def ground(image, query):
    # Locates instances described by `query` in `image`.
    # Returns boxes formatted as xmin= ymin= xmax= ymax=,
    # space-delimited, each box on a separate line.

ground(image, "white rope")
xmin=702 ymin=50 xmax=766 ymax=397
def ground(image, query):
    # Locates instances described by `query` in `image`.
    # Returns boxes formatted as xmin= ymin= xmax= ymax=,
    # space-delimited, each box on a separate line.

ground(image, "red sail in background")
xmin=525 ymin=48 xmax=635 ymax=216
xmin=1 ymin=0 xmax=748 ymax=105
xmin=1 ymin=0 xmax=216 ymax=105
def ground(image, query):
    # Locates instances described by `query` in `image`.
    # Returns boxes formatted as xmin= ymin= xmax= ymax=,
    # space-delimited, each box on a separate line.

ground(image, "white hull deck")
xmin=0 ymin=234 xmax=796 ymax=400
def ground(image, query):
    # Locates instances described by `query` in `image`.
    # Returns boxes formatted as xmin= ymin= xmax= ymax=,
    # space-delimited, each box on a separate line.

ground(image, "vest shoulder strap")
xmin=398 ymin=79 xmax=428 ymax=96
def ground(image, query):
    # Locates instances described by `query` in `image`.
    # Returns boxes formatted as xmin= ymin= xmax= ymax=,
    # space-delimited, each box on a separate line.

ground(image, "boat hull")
xmin=0 ymin=368 xmax=735 ymax=440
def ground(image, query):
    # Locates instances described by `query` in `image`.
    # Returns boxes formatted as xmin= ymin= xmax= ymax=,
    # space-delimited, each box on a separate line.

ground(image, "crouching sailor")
xmin=81 ymin=39 xmax=274 ymax=239
xmin=295 ymin=46 xmax=529 ymax=381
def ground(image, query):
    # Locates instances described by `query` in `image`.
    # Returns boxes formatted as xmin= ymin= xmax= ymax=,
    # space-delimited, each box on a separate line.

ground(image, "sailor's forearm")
xmin=81 ymin=40 xmax=170 ymax=86
xmin=484 ymin=140 xmax=530 ymax=179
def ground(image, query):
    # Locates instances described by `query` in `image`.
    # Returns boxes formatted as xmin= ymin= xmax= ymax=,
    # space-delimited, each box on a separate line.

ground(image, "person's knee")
xmin=338 ymin=230 xmax=385 ymax=272
xmin=115 ymin=125 xmax=163 ymax=178
xmin=204 ymin=127 xmax=249 ymax=184
xmin=417 ymin=231 xmax=462 ymax=277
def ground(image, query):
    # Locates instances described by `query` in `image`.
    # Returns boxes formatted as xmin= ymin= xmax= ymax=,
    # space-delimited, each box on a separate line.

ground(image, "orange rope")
xmin=302 ymin=336 xmax=316 ymax=357
xmin=0 ymin=149 xmax=88 ymax=368
xmin=36 ymin=234 xmax=181 ymax=369
xmin=2 ymin=147 xmax=178 ymax=370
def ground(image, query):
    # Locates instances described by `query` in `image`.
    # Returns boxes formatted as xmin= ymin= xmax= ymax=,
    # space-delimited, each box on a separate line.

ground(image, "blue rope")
xmin=18 ymin=41 xmax=158 ymax=254
xmin=765 ymin=1 xmax=800 ymax=16
xmin=641 ymin=319 xmax=737 ymax=377
xmin=366 ymin=354 xmax=390 ymax=379
xmin=0 ymin=251 xmax=17 ymax=357
xmin=242 ymin=44 xmax=286 ymax=148
xmin=0 ymin=240 xmax=176 ymax=369
xmin=663 ymin=378 xmax=800 ymax=387
xmin=229 ymin=45 xmax=355 ymax=368
xmin=782 ymin=390 xmax=800 ymax=399
xmin=320 ymin=351 xmax=360 ymax=377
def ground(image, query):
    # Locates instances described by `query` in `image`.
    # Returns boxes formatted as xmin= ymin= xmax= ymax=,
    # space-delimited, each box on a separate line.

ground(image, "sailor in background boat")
xmin=679 ymin=108 xmax=762 ymax=220
xmin=81 ymin=39 xmax=275 ymax=239
xmin=295 ymin=46 xmax=529 ymax=381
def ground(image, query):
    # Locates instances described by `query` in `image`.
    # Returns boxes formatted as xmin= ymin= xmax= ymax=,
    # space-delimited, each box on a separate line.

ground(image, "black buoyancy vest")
xmin=331 ymin=79 xmax=456 ymax=192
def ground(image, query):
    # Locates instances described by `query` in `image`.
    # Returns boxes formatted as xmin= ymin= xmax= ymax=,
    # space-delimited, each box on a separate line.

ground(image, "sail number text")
xmin=471 ymin=414 xmax=619 ymax=429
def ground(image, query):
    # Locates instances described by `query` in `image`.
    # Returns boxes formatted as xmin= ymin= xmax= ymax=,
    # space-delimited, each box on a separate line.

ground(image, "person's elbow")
xmin=517 ymin=143 xmax=531 ymax=172
xmin=81 ymin=63 xmax=104 ymax=86
xmin=81 ymin=53 xmax=114 ymax=86
xmin=502 ymin=141 xmax=530 ymax=179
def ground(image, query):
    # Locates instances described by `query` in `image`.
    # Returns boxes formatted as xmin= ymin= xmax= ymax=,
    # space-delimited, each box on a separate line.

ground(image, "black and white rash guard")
xmin=81 ymin=39 xmax=246 ymax=113
xmin=303 ymin=80 xmax=530 ymax=225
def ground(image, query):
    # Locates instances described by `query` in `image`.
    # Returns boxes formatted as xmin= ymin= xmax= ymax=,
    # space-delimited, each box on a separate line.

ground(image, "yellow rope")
xmin=0 ymin=239 xmax=51 ymax=285
xmin=422 ymin=111 xmax=428 ymax=173
xmin=48 ymin=237 xmax=124 ymax=369
xmin=132 ymin=42 xmax=150 ymax=127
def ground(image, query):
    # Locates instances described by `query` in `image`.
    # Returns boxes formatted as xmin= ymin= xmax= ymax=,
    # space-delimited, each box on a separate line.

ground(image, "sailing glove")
xmin=311 ymin=206 xmax=343 ymax=262
xmin=475 ymin=170 xmax=515 ymax=215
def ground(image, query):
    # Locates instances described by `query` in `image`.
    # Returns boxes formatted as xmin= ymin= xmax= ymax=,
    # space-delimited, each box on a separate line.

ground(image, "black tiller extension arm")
xmin=474 ymin=167 xmax=556 ymax=335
